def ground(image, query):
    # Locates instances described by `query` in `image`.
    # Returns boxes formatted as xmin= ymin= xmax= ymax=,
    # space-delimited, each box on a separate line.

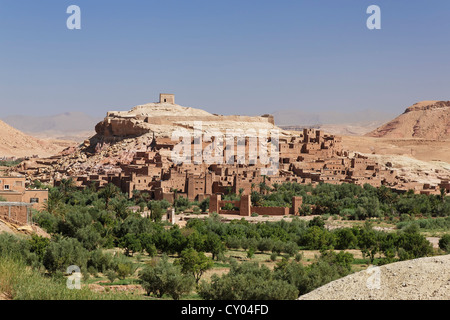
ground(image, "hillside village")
xmin=2 ymin=94 xmax=449 ymax=226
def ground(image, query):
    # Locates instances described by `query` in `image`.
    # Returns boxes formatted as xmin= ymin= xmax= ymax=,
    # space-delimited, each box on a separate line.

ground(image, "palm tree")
xmin=59 ymin=178 xmax=76 ymax=199
xmin=440 ymin=187 xmax=447 ymax=203
xmin=43 ymin=187 xmax=64 ymax=216
xmin=100 ymin=183 xmax=121 ymax=208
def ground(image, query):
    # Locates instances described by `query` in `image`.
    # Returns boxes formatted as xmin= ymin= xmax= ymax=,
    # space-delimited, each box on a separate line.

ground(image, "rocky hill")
xmin=94 ymin=102 xmax=283 ymax=140
xmin=0 ymin=120 xmax=74 ymax=158
xmin=299 ymin=254 xmax=450 ymax=300
xmin=367 ymin=101 xmax=450 ymax=140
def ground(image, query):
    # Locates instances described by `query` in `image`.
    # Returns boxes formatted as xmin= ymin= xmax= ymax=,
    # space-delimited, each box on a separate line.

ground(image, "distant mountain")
xmin=366 ymin=101 xmax=450 ymax=140
xmin=2 ymin=112 xmax=101 ymax=142
xmin=272 ymin=109 xmax=395 ymax=127
xmin=272 ymin=109 xmax=395 ymax=136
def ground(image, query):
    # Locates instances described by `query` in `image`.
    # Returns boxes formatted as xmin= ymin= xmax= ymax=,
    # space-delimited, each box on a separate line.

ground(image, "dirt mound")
xmin=299 ymin=255 xmax=450 ymax=300
xmin=0 ymin=119 xmax=74 ymax=158
xmin=367 ymin=101 xmax=450 ymax=140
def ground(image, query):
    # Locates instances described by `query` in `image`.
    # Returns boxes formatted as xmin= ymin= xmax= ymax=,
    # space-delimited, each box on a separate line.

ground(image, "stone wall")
xmin=209 ymin=194 xmax=301 ymax=217
xmin=250 ymin=206 xmax=289 ymax=216
xmin=0 ymin=202 xmax=31 ymax=225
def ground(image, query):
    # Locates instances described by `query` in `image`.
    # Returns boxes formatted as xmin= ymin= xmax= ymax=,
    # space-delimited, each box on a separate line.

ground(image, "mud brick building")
xmin=54 ymin=127 xmax=431 ymax=207
xmin=0 ymin=176 xmax=48 ymax=211
xmin=0 ymin=202 xmax=33 ymax=225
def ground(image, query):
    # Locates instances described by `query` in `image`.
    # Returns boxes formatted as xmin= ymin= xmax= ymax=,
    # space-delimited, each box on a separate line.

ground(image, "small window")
xmin=4 ymin=185 xmax=9 ymax=190
xmin=30 ymin=198 xmax=39 ymax=203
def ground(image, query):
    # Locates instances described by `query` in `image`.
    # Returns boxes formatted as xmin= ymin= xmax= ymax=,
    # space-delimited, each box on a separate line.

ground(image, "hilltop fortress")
xmin=12 ymin=94 xmax=449 ymax=215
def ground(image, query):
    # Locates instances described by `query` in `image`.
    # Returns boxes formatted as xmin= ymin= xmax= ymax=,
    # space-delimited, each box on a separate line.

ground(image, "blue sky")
xmin=1 ymin=0 xmax=450 ymax=119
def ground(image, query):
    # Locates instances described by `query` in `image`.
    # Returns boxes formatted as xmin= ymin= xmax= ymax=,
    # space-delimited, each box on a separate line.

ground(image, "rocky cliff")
xmin=94 ymin=102 xmax=279 ymax=140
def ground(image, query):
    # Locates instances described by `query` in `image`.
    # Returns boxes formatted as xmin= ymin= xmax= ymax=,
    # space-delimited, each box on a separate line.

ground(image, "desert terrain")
xmin=0 ymin=119 xmax=76 ymax=158
xmin=299 ymin=254 xmax=450 ymax=300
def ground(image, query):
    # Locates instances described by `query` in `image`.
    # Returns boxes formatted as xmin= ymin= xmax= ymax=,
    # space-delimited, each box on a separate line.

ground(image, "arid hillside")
xmin=2 ymin=112 xmax=100 ymax=142
xmin=0 ymin=119 xmax=75 ymax=158
xmin=367 ymin=101 xmax=450 ymax=140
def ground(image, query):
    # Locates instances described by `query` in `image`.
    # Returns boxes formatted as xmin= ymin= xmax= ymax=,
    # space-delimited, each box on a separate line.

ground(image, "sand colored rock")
xmin=299 ymin=254 xmax=450 ymax=300
xmin=95 ymin=102 xmax=282 ymax=139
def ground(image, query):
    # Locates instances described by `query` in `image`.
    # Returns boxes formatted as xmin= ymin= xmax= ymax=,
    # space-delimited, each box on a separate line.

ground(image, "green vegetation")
xmin=139 ymin=255 xmax=194 ymax=300
xmin=251 ymin=183 xmax=450 ymax=218
xmin=0 ymin=179 xmax=448 ymax=300
xmin=397 ymin=216 xmax=450 ymax=231
xmin=0 ymin=159 xmax=23 ymax=167
xmin=0 ymin=256 xmax=139 ymax=300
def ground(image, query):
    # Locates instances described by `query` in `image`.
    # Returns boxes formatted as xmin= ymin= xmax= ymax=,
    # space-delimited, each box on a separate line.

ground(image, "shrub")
xmin=439 ymin=234 xmax=450 ymax=253
xmin=225 ymin=236 xmax=241 ymax=250
xmin=106 ymin=270 xmax=117 ymax=283
xmin=88 ymin=266 xmax=98 ymax=277
xmin=333 ymin=228 xmax=358 ymax=250
xmin=308 ymin=216 xmax=325 ymax=229
xmin=0 ymin=256 xmax=137 ymax=300
xmin=33 ymin=211 xmax=60 ymax=233
xmin=116 ymin=264 xmax=130 ymax=279
xmin=198 ymin=261 xmax=299 ymax=300
xmin=88 ymin=249 xmax=114 ymax=273
xmin=256 ymin=238 xmax=274 ymax=253
xmin=175 ymin=248 xmax=214 ymax=284
xmin=139 ymin=255 xmax=194 ymax=300
xmin=247 ymin=248 xmax=255 ymax=259
xmin=43 ymin=237 xmax=89 ymax=274
xmin=294 ymin=253 xmax=302 ymax=262
xmin=283 ymin=241 xmax=299 ymax=257
xmin=272 ymin=240 xmax=285 ymax=255
xmin=301 ymin=226 xmax=334 ymax=250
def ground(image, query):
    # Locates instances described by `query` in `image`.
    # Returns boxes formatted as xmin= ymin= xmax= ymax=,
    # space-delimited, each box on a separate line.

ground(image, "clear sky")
xmin=1 ymin=0 xmax=450 ymax=118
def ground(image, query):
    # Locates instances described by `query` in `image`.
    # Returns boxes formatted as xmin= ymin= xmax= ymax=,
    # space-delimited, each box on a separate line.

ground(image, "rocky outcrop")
xmin=94 ymin=102 xmax=282 ymax=141
xmin=367 ymin=101 xmax=450 ymax=140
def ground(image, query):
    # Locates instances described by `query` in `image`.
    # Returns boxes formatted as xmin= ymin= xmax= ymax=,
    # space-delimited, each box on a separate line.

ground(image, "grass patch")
xmin=213 ymin=262 xmax=230 ymax=268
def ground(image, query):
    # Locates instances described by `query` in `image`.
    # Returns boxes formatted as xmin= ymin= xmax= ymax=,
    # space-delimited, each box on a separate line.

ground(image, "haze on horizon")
xmin=1 ymin=0 xmax=450 ymax=120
